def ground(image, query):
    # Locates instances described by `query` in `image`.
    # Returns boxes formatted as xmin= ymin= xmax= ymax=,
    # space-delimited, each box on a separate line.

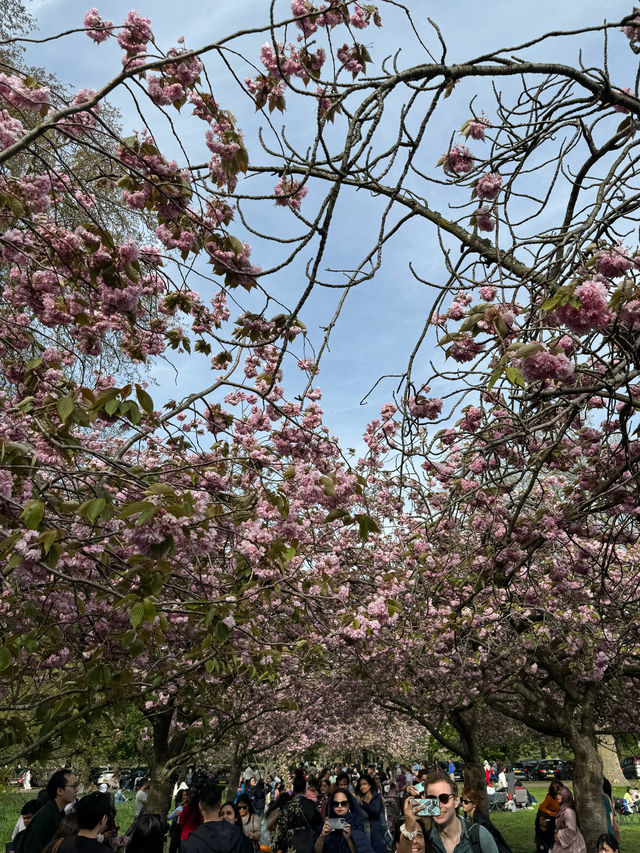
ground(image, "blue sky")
xmin=23 ymin=0 xmax=638 ymax=451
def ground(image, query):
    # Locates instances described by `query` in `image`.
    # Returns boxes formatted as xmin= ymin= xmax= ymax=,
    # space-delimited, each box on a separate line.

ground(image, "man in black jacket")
xmin=186 ymin=782 xmax=250 ymax=853
xmin=22 ymin=769 xmax=79 ymax=853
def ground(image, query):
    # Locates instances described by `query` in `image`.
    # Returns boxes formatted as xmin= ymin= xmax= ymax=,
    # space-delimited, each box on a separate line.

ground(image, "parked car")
xmin=520 ymin=759 xmax=540 ymax=779
xmin=622 ymin=756 xmax=640 ymax=779
xmin=511 ymin=762 xmax=529 ymax=781
xmin=530 ymin=758 xmax=572 ymax=781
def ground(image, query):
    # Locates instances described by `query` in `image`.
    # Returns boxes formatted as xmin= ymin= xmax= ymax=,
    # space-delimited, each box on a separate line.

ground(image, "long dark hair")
xmin=236 ymin=793 xmax=255 ymax=816
xmin=355 ymin=774 xmax=378 ymax=796
xmin=128 ymin=814 xmax=165 ymax=853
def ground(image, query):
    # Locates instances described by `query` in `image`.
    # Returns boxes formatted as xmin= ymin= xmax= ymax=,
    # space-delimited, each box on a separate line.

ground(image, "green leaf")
xmin=487 ymin=368 xmax=503 ymax=390
xmin=85 ymin=497 xmax=106 ymax=524
xmin=505 ymin=367 xmax=526 ymax=388
xmin=118 ymin=500 xmax=156 ymax=519
xmin=56 ymin=395 xmax=74 ymax=423
xmin=145 ymin=483 xmax=175 ymax=496
xmin=39 ymin=529 xmax=59 ymax=555
xmin=0 ymin=647 xmax=11 ymax=670
xmin=136 ymin=384 xmax=154 ymax=414
xmin=22 ymin=500 xmax=44 ymax=530
xmin=129 ymin=602 xmax=145 ymax=628
xmin=105 ymin=398 xmax=119 ymax=416
xmin=355 ymin=513 xmax=380 ymax=542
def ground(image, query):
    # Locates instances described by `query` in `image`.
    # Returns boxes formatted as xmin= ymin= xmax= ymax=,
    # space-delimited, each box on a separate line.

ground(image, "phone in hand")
xmin=414 ymin=798 xmax=441 ymax=817
xmin=412 ymin=783 xmax=424 ymax=794
xmin=327 ymin=818 xmax=346 ymax=830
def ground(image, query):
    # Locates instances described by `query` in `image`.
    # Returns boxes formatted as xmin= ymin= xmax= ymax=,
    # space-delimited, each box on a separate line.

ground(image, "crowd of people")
xmin=5 ymin=762 xmax=625 ymax=853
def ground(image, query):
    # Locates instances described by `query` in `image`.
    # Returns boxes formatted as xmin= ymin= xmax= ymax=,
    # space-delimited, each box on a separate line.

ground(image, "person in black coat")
xmin=186 ymin=783 xmax=248 ymax=853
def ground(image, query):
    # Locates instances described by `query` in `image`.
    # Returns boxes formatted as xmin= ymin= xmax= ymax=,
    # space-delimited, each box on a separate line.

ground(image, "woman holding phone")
xmin=315 ymin=790 xmax=374 ymax=853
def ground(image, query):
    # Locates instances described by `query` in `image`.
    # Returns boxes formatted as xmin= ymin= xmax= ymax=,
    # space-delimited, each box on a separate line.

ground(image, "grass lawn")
xmin=3 ymin=782 xmax=640 ymax=853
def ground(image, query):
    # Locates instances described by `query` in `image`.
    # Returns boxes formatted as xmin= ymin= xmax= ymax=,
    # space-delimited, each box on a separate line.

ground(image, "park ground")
xmin=2 ymin=782 xmax=639 ymax=853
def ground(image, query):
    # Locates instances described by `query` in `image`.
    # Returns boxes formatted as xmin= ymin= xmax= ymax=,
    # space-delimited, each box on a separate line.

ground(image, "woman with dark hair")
xmin=460 ymin=788 xmax=511 ymax=853
xmin=127 ymin=815 xmax=166 ymax=853
xmin=355 ymin=775 xmax=386 ymax=853
xmin=237 ymin=794 xmax=261 ymax=850
xmin=219 ymin=802 xmax=244 ymax=830
xmin=602 ymin=779 xmax=620 ymax=845
xmin=179 ymin=790 xmax=202 ymax=853
xmin=390 ymin=787 xmax=429 ymax=853
xmin=318 ymin=780 xmax=332 ymax=820
xmin=535 ymin=781 xmax=563 ymax=853
xmin=596 ymin=834 xmax=619 ymax=853
xmin=551 ymin=788 xmax=585 ymax=853
xmin=314 ymin=789 xmax=374 ymax=853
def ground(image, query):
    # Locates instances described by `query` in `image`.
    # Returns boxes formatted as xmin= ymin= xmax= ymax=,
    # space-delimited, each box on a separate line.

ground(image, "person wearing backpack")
xmin=460 ymin=789 xmax=512 ymax=853
xmin=400 ymin=772 xmax=498 ymax=853
xmin=271 ymin=770 xmax=322 ymax=853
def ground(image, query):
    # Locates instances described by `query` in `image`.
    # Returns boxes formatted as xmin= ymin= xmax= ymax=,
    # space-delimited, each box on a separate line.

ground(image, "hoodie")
xmin=186 ymin=820 xmax=250 ymax=853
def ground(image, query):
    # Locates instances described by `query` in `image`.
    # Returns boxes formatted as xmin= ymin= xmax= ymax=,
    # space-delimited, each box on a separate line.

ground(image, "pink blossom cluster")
xmin=274 ymin=178 xmax=308 ymax=211
xmin=290 ymin=1 xmax=372 ymax=33
xmin=461 ymin=113 xmax=492 ymax=140
xmin=519 ymin=346 xmax=575 ymax=383
xmin=475 ymin=205 xmax=495 ymax=232
xmin=476 ymin=172 xmax=502 ymax=200
xmin=117 ymin=9 xmax=153 ymax=67
xmin=479 ymin=285 xmax=497 ymax=301
xmin=407 ymin=394 xmax=443 ymax=420
xmin=595 ymin=246 xmax=634 ymax=278
xmin=619 ymin=299 xmax=640 ymax=330
xmin=440 ymin=144 xmax=474 ymax=175
xmin=146 ymin=50 xmax=203 ymax=107
xmin=0 ymin=73 xmax=51 ymax=112
xmin=245 ymin=75 xmax=286 ymax=111
xmin=206 ymin=237 xmax=261 ymax=288
xmin=0 ymin=109 xmax=26 ymax=150
xmin=337 ymin=45 xmax=363 ymax=75
xmin=57 ymin=89 xmax=99 ymax=137
xmin=552 ymin=277 xmax=612 ymax=334
xmin=83 ymin=8 xmax=113 ymax=42
xmin=449 ymin=333 xmax=485 ymax=363
xmin=460 ymin=406 xmax=483 ymax=433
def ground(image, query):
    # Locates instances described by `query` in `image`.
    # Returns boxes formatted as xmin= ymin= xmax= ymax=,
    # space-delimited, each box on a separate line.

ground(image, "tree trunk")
xmin=146 ymin=760 xmax=173 ymax=816
xmin=570 ymin=732 xmax=606 ymax=853
xmin=597 ymin=734 xmax=625 ymax=786
xmin=144 ymin=708 xmax=179 ymax=818
xmin=227 ymin=753 xmax=243 ymax=802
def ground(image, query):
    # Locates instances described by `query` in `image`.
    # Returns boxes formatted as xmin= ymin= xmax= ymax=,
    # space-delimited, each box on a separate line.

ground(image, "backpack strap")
xmin=467 ymin=823 xmax=482 ymax=853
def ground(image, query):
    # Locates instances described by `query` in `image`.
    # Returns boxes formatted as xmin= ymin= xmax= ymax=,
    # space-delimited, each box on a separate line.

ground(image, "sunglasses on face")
xmin=333 ymin=800 xmax=349 ymax=807
xmin=238 ymin=805 xmax=248 ymax=810
xmin=426 ymin=793 xmax=455 ymax=805
xmin=460 ymin=798 xmax=470 ymax=805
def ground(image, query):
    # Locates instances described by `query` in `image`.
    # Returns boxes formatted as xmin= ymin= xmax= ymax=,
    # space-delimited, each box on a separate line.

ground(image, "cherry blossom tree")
xmin=3 ymin=4 xmax=640 ymax=848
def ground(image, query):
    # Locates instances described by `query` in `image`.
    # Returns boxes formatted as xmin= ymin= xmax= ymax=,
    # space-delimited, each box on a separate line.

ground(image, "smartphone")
xmin=414 ymin=798 xmax=441 ymax=817
xmin=412 ymin=783 xmax=424 ymax=794
xmin=327 ymin=818 xmax=346 ymax=830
